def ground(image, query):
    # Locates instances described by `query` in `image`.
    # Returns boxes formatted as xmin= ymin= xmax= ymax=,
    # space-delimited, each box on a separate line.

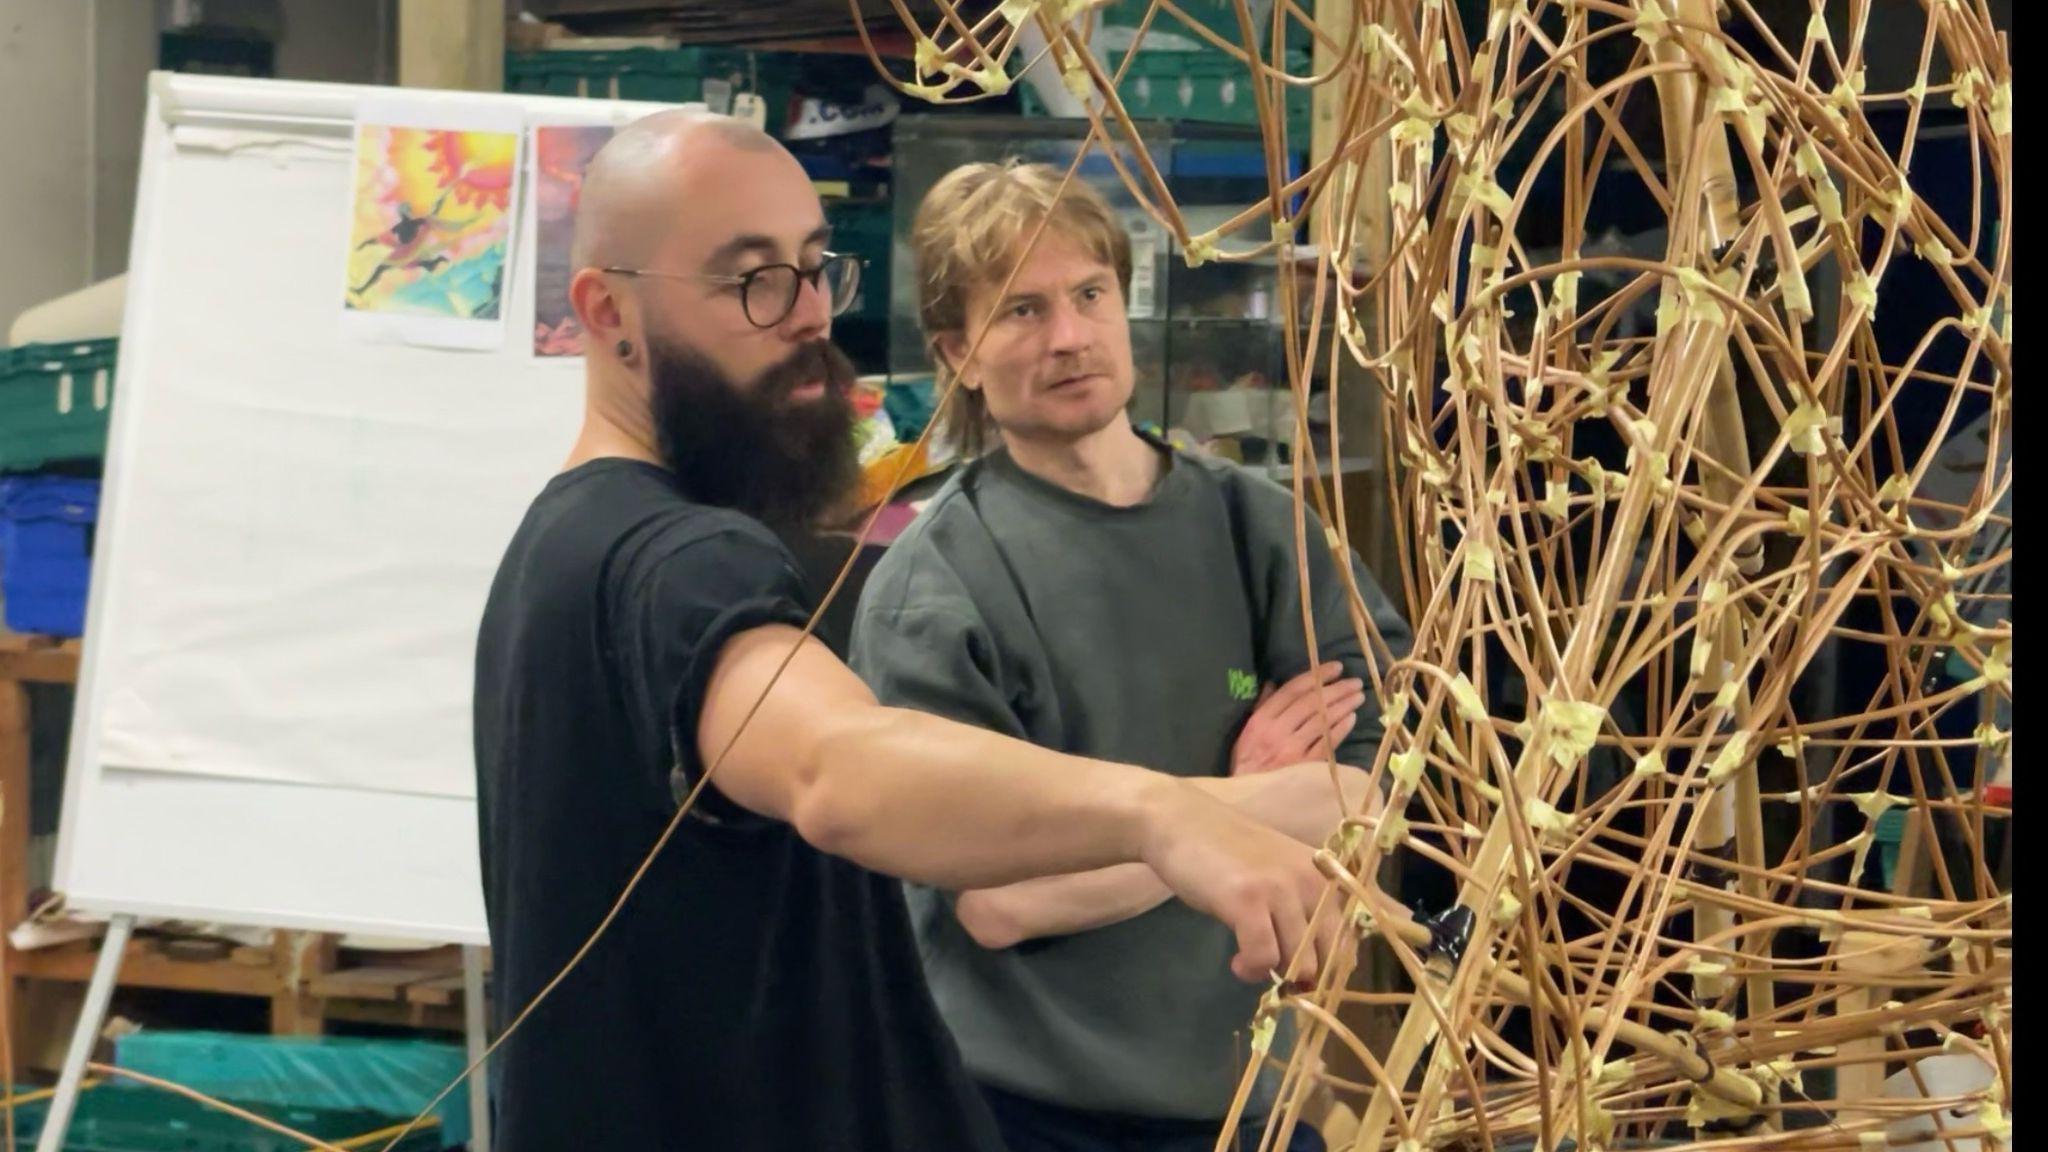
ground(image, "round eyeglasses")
xmin=602 ymin=253 xmax=864 ymax=329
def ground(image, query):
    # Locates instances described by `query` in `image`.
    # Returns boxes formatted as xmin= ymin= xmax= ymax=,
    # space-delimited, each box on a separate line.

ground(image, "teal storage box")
xmin=506 ymin=48 xmax=798 ymax=134
xmin=10 ymin=1084 xmax=442 ymax=1151
xmin=0 ymin=339 xmax=117 ymax=472
xmin=112 ymin=1031 xmax=472 ymax=1148
xmin=1093 ymin=0 xmax=1306 ymax=55
xmin=1022 ymin=46 xmax=1312 ymax=144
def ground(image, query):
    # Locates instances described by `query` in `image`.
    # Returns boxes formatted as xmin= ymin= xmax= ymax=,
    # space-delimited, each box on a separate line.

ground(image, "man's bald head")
xmin=569 ymin=112 xmax=784 ymax=272
xmin=565 ymin=106 xmax=843 ymax=483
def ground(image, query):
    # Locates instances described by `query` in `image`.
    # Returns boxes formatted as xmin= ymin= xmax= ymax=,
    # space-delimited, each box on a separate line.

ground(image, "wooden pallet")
xmin=1 ymin=634 xmax=481 ymax=1068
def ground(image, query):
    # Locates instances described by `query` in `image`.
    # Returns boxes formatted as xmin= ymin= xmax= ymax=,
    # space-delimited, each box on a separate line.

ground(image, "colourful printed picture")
xmin=345 ymin=125 xmax=517 ymax=323
xmin=531 ymin=125 xmax=616 ymax=357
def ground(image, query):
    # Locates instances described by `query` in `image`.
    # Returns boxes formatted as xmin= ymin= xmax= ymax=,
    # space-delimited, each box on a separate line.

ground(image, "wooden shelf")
xmin=0 ymin=635 xmax=80 ymax=684
xmin=320 ymin=997 xmax=464 ymax=1033
xmin=11 ymin=938 xmax=278 ymax=998
xmin=308 ymin=965 xmax=447 ymax=1003
xmin=403 ymin=973 xmax=466 ymax=1008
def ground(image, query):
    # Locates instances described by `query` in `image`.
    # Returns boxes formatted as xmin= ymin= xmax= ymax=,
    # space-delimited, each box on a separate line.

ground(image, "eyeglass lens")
xmin=743 ymin=256 xmax=862 ymax=327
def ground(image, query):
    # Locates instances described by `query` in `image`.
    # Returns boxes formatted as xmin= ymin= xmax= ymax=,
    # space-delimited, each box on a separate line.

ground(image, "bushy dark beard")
xmin=647 ymin=334 xmax=860 ymax=528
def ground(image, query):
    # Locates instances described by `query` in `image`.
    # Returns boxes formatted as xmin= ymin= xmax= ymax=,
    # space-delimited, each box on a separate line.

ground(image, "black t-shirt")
xmin=473 ymin=458 xmax=1005 ymax=1151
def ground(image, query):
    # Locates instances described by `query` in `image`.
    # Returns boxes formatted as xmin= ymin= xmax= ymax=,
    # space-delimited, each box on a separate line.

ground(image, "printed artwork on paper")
xmin=531 ymin=125 xmax=616 ymax=358
xmin=344 ymin=124 xmax=518 ymax=341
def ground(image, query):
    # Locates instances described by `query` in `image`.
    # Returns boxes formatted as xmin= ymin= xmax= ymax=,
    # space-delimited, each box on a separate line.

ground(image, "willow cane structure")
xmin=858 ymin=1 xmax=2013 ymax=1149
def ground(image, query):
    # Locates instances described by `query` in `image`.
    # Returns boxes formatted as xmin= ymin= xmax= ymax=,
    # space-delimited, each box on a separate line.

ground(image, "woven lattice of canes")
xmin=852 ymin=2 xmax=2013 ymax=1150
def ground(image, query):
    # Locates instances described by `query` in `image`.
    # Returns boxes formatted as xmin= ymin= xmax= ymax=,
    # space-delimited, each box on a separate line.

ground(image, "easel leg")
xmin=462 ymin=945 xmax=490 ymax=1152
xmin=33 ymin=914 xmax=132 ymax=1152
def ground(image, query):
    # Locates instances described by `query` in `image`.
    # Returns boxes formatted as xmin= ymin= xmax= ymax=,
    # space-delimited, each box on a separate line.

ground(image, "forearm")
xmin=706 ymin=625 xmax=1204 ymax=892
xmin=710 ymin=628 xmax=1339 ymax=986
xmin=952 ymin=765 xmax=1372 ymax=949
xmin=1196 ymin=762 xmax=1374 ymax=844
xmin=786 ymin=704 xmax=1177 ymax=892
xmin=955 ymin=863 xmax=1171 ymax=949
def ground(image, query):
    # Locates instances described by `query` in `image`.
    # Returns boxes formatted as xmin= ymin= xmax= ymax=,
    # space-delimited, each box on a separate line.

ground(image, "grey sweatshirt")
xmin=850 ymin=440 xmax=1411 ymax=1120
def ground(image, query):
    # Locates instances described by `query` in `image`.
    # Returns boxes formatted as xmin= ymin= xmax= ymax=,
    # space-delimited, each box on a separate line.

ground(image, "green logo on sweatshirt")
xmin=1227 ymin=669 xmax=1259 ymax=702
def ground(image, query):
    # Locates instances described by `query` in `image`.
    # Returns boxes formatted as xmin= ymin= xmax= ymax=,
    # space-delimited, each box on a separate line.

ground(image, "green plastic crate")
xmin=0 ymin=339 xmax=117 ymax=472
xmin=826 ymin=199 xmax=892 ymax=324
xmin=1021 ymin=46 xmax=1312 ymax=144
xmin=505 ymin=48 xmax=797 ymax=134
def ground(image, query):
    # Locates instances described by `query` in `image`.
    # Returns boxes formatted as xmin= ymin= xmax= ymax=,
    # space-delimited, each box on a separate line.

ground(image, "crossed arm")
xmin=955 ymin=758 xmax=1379 ymax=948
xmin=848 ymin=544 xmax=1396 ymax=952
xmin=955 ymin=664 xmax=1381 ymax=949
xmin=700 ymin=623 xmax=1341 ymax=982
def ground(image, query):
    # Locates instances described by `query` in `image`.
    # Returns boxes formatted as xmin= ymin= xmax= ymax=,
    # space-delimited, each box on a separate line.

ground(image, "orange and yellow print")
xmin=345 ymin=126 xmax=518 ymax=319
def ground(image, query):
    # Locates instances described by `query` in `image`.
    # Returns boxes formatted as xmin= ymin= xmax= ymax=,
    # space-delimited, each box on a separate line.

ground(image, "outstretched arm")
xmin=697 ymin=624 xmax=1344 ymax=983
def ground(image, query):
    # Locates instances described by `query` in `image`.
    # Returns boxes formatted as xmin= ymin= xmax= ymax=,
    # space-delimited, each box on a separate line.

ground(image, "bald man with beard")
xmin=471 ymin=113 xmax=1344 ymax=1149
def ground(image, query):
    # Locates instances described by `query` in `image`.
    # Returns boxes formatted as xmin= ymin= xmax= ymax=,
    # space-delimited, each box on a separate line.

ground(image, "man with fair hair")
xmin=473 ymin=115 xmax=1343 ymax=1150
xmin=850 ymin=161 xmax=1411 ymax=1151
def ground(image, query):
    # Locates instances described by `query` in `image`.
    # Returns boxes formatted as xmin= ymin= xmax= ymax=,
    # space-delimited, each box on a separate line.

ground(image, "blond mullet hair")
xmin=910 ymin=160 xmax=1133 ymax=457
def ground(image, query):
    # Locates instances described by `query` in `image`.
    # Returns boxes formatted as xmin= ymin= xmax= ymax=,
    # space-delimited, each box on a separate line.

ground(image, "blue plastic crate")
xmin=0 ymin=476 xmax=99 ymax=637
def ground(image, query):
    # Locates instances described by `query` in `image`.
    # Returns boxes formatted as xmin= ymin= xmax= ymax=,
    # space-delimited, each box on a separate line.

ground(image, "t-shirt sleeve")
xmin=614 ymin=517 xmax=816 ymax=827
xmin=850 ymin=537 xmax=1030 ymax=922
xmin=1322 ymin=547 xmax=1414 ymax=768
xmin=1245 ymin=481 xmax=1413 ymax=769
xmin=848 ymin=549 xmax=1030 ymax=743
